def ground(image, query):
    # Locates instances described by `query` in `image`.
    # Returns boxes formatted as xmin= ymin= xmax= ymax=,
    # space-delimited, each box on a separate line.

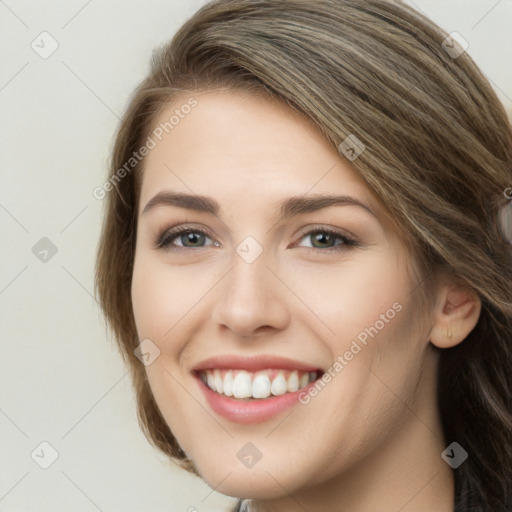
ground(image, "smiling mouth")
xmin=196 ymin=369 xmax=322 ymax=400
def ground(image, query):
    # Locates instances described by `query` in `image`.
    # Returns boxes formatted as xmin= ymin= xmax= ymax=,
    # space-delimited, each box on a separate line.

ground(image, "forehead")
xmin=142 ymin=92 xmax=373 ymax=199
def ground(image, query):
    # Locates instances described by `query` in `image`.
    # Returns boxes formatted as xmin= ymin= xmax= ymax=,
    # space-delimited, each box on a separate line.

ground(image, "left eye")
xmin=155 ymin=226 xmax=359 ymax=253
xmin=295 ymin=228 xmax=358 ymax=251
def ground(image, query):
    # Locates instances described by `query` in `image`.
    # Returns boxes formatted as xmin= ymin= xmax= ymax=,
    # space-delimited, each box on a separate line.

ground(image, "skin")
xmin=131 ymin=91 xmax=481 ymax=512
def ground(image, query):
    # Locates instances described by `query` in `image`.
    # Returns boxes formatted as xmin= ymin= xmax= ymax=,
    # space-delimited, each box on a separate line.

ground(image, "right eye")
xmin=155 ymin=225 xmax=219 ymax=253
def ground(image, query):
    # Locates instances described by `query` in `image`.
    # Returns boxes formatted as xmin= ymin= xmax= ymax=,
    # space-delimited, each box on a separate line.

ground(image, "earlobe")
xmin=429 ymin=281 xmax=482 ymax=349
xmin=442 ymin=326 xmax=454 ymax=341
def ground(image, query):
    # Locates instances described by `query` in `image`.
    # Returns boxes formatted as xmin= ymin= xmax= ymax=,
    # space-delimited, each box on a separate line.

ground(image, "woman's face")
xmin=131 ymin=91 xmax=441 ymax=501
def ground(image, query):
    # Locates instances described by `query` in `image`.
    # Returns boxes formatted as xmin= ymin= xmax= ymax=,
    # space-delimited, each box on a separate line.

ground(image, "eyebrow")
xmin=142 ymin=191 xmax=377 ymax=220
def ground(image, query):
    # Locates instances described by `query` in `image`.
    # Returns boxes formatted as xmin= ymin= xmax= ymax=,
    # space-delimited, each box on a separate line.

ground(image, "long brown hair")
xmin=95 ymin=1 xmax=512 ymax=509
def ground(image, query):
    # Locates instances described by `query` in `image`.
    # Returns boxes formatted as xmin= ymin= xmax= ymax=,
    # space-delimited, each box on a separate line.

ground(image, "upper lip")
xmin=192 ymin=354 xmax=323 ymax=373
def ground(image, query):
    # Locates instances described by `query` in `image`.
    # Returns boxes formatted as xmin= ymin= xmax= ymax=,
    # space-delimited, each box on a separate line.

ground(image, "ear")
xmin=429 ymin=275 xmax=482 ymax=349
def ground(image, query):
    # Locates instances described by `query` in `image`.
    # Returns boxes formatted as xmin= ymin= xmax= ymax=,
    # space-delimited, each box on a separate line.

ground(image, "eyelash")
xmin=155 ymin=224 xmax=360 ymax=255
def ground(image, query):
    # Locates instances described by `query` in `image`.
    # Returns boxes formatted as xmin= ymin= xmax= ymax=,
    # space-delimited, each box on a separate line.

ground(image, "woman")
xmin=95 ymin=1 xmax=512 ymax=510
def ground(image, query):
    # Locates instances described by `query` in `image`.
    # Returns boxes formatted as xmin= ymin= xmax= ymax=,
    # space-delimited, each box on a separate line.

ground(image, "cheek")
xmin=130 ymin=254 xmax=221 ymax=457
xmin=131 ymin=253 xmax=200 ymax=341
xmin=289 ymin=304 xmax=426 ymax=489
xmin=286 ymin=249 xmax=424 ymax=450
xmin=144 ymin=365 xmax=195 ymax=455
xmin=280 ymin=245 xmax=412 ymax=346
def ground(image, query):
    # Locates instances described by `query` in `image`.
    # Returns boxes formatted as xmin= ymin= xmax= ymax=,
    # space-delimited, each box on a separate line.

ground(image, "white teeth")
xmin=223 ymin=370 xmax=233 ymax=396
xmin=252 ymin=373 xmax=271 ymax=399
xmin=233 ymin=371 xmax=253 ymax=399
xmin=202 ymin=368 xmax=319 ymax=399
xmin=270 ymin=371 xmax=287 ymax=396
xmin=287 ymin=370 xmax=299 ymax=392
xmin=207 ymin=372 xmax=215 ymax=390
xmin=213 ymin=369 xmax=223 ymax=394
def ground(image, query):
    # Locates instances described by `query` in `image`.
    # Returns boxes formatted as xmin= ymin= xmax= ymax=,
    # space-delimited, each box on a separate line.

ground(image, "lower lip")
xmin=195 ymin=374 xmax=314 ymax=424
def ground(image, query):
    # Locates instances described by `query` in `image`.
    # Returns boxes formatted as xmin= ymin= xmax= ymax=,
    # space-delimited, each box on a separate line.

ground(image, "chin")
xmin=195 ymin=456 xmax=311 ymax=501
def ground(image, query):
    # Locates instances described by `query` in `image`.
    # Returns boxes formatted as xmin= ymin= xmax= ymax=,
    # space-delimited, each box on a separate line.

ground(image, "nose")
xmin=210 ymin=248 xmax=291 ymax=339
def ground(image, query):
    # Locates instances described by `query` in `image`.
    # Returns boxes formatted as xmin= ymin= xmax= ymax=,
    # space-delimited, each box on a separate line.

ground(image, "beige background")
xmin=1 ymin=1 xmax=510 ymax=511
